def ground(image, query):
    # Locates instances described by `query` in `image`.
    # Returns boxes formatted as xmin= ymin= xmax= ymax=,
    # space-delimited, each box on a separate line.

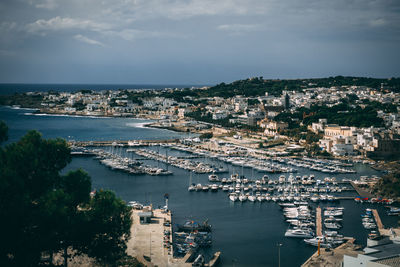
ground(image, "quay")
xmin=302 ymin=238 xmax=360 ymax=267
xmin=372 ymin=209 xmax=385 ymax=233
xmin=127 ymin=208 xmax=191 ymax=267
xmin=127 ymin=207 xmax=186 ymax=267
xmin=69 ymin=139 xmax=179 ymax=147
xmin=336 ymin=196 xmax=357 ymax=200
xmin=127 ymin=207 xmax=220 ymax=267
xmin=350 ymin=181 xmax=374 ymax=198
xmin=316 ymin=207 xmax=322 ymax=236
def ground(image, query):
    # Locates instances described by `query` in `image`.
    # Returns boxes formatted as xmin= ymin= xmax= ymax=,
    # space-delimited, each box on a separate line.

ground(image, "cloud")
xmin=25 ymin=16 xmax=112 ymax=34
xmin=369 ymin=18 xmax=386 ymax=27
xmin=104 ymin=0 xmax=257 ymax=21
xmin=103 ymin=29 xmax=184 ymax=41
xmin=217 ymin=24 xmax=261 ymax=33
xmin=74 ymin=34 xmax=105 ymax=46
xmin=0 ymin=22 xmax=17 ymax=33
xmin=216 ymin=24 xmax=263 ymax=36
xmin=35 ymin=0 xmax=59 ymax=10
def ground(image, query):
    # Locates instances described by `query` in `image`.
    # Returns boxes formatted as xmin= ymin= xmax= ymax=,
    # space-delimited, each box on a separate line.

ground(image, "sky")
xmin=0 ymin=0 xmax=399 ymax=85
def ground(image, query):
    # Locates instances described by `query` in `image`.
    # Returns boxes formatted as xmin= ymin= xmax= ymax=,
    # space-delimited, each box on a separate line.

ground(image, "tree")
xmin=85 ymin=190 xmax=132 ymax=265
xmin=0 ymin=130 xmax=72 ymax=265
xmin=0 ymin=121 xmax=7 ymax=143
xmin=0 ymin=127 xmax=133 ymax=266
xmin=199 ymin=132 xmax=213 ymax=139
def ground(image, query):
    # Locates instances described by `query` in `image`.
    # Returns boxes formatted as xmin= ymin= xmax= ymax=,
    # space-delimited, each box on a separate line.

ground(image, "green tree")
xmin=199 ymin=132 xmax=213 ymax=139
xmin=0 ymin=127 xmax=133 ymax=266
xmin=85 ymin=190 xmax=132 ymax=265
xmin=0 ymin=121 xmax=7 ymax=143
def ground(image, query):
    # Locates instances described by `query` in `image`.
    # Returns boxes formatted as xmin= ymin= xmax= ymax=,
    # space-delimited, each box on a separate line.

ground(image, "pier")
xmin=350 ymin=181 xmax=374 ymax=198
xmin=127 ymin=207 xmax=221 ymax=267
xmin=336 ymin=196 xmax=357 ymax=200
xmin=69 ymin=139 xmax=179 ymax=147
xmin=302 ymin=238 xmax=360 ymax=267
xmin=372 ymin=209 xmax=385 ymax=233
xmin=127 ymin=208 xmax=191 ymax=267
xmin=316 ymin=207 xmax=322 ymax=237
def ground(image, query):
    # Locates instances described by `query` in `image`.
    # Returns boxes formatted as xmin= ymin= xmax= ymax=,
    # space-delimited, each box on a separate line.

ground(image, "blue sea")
xmin=0 ymin=83 xmax=208 ymax=95
xmin=0 ymin=106 xmax=397 ymax=266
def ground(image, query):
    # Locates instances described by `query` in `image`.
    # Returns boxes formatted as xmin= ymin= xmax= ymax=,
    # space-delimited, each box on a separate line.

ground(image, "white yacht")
xmin=188 ymin=184 xmax=196 ymax=191
xmin=211 ymin=184 xmax=219 ymax=192
xmin=195 ymin=183 xmax=202 ymax=192
xmin=248 ymin=195 xmax=256 ymax=202
xmin=324 ymin=222 xmax=341 ymax=230
xmin=285 ymin=228 xmax=314 ymax=238
xmin=209 ymin=174 xmax=218 ymax=182
xmin=239 ymin=194 xmax=247 ymax=202
xmin=229 ymin=193 xmax=238 ymax=202
xmin=304 ymin=236 xmax=332 ymax=248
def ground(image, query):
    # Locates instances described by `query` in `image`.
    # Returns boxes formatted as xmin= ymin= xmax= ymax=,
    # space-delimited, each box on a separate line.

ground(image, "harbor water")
xmin=1 ymin=106 xmax=398 ymax=266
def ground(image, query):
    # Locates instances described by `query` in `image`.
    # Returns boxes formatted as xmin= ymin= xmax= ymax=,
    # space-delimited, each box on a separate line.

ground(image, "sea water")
xmin=1 ymin=106 xmax=398 ymax=266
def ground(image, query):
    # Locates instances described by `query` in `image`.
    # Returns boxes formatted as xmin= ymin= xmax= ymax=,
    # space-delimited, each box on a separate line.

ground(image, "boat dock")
xmin=69 ymin=139 xmax=178 ymax=147
xmin=372 ymin=209 xmax=385 ymax=233
xmin=336 ymin=196 xmax=357 ymax=200
xmin=316 ymin=207 xmax=322 ymax=236
xmin=127 ymin=208 xmax=191 ymax=267
xmin=127 ymin=207 xmax=221 ymax=267
xmin=350 ymin=181 xmax=374 ymax=198
xmin=301 ymin=238 xmax=360 ymax=267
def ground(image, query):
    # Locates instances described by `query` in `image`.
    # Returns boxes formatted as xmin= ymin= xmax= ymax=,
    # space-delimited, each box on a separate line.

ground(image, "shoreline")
xmin=2 ymin=104 xmax=153 ymax=121
xmin=1 ymin=104 xmax=194 ymax=136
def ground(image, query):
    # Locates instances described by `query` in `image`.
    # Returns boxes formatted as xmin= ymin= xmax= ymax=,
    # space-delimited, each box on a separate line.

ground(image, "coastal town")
xmin=9 ymin=77 xmax=400 ymax=161
xmin=2 ymin=77 xmax=400 ymax=267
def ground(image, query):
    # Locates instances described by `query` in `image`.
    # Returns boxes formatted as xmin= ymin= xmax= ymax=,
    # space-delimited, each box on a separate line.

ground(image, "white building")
xmin=331 ymin=143 xmax=354 ymax=156
xmin=212 ymin=110 xmax=228 ymax=120
xmin=343 ymin=237 xmax=400 ymax=267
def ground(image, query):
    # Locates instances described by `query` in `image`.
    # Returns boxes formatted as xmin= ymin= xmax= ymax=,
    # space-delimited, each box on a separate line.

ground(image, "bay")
xmin=1 ymin=105 xmax=397 ymax=267
xmin=0 ymin=83 xmax=206 ymax=95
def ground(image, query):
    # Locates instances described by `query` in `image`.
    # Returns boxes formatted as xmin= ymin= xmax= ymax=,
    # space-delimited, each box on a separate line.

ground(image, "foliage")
xmin=185 ymin=110 xmax=234 ymax=128
xmin=72 ymin=100 xmax=86 ymax=111
xmin=302 ymin=104 xmax=385 ymax=127
xmin=84 ymin=190 xmax=132 ymax=265
xmin=0 ymin=128 xmax=132 ymax=266
xmin=0 ymin=121 xmax=8 ymax=143
xmin=0 ymin=93 xmax=44 ymax=108
xmin=140 ymin=76 xmax=400 ymax=99
xmin=277 ymin=102 xmax=386 ymax=128
xmin=124 ymin=91 xmax=143 ymax=105
xmin=373 ymin=172 xmax=400 ymax=198
xmin=199 ymin=132 xmax=213 ymax=139
xmin=79 ymin=90 xmax=93 ymax=94
xmin=361 ymin=99 xmax=397 ymax=113
xmin=247 ymin=98 xmax=260 ymax=106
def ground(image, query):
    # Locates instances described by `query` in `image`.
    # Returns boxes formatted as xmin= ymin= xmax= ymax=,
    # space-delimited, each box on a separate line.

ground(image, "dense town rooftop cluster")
xmin=1 ymin=76 xmax=400 ymax=160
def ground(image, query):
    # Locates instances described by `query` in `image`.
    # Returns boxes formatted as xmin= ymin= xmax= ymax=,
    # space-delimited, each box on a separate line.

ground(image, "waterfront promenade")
xmin=350 ymin=181 xmax=374 ymax=198
xmin=372 ymin=209 xmax=385 ymax=233
xmin=316 ymin=207 xmax=322 ymax=237
xmin=302 ymin=238 xmax=359 ymax=267
xmin=69 ymin=139 xmax=179 ymax=147
xmin=127 ymin=208 xmax=191 ymax=267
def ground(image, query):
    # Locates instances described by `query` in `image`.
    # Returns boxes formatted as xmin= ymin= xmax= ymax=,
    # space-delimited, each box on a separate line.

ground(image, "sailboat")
xmin=188 ymin=171 xmax=196 ymax=191
xmin=229 ymin=193 xmax=238 ymax=202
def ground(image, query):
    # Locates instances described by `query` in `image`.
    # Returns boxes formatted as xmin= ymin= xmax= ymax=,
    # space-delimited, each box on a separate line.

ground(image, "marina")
xmin=73 ymin=147 xmax=173 ymax=176
xmin=2 ymin=106 xmax=399 ymax=267
xmin=316 ymin=207 xmax=322 ymax=237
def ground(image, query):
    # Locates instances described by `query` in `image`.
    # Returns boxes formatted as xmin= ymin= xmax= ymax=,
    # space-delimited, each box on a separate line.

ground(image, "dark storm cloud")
xmin=0 ymin=0 xmax=399 ymax=83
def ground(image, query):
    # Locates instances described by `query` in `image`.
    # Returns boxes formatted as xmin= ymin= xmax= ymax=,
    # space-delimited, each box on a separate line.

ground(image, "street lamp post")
xmin=277 ymin=243 xmax=282 ymax=267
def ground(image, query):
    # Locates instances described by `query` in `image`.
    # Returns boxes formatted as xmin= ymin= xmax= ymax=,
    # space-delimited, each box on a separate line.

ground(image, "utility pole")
xmin=277 ymin=243 xmax=282 ymax=267
xmin=150 ymin=232 xmax=152 ymax=261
